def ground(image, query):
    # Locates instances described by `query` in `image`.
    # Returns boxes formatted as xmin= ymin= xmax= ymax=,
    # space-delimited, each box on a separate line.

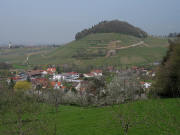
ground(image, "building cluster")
xmin=131 ymin=66 xmax=156 ymax=89
xmin=5 ymin=64 xmax=157 ymax=94
xmin=7 ymin=67 xmax=103 ymax=92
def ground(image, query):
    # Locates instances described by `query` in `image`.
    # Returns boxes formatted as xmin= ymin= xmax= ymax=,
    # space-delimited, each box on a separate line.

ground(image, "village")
xmin=6 ymin=65 xmax=155 ymax=95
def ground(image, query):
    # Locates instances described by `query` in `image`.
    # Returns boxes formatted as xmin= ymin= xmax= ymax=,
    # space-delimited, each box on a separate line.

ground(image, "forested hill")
xmin=75 ymin=20 xmax=148 ymax=40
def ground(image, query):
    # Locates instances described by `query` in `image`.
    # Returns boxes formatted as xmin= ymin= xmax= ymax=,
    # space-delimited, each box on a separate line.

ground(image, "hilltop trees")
xmin=75 ymin=20 xmax=148 ymax=40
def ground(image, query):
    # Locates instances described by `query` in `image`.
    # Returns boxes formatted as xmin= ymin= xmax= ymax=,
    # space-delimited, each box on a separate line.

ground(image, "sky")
xmin=0 ymin=0 xmax=180 ymax=45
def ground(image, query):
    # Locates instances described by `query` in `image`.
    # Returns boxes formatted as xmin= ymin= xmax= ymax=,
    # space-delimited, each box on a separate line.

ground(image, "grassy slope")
xmin=29 ymin=33 xmax=168 ymax=67
xmin=49 ymin=99 xmax=180 ymax=135
xmin=1 ymin=98 xmax=179 ymax=135
xmin=0 ymin=47 xmax=56 ymax=64
xmin=0 ymin=33 xmax=169 ymax=67
xmin=28 ymin=33 xmax=141 ymax=64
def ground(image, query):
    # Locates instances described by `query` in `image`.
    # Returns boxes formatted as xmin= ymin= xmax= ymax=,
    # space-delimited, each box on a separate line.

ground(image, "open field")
xmin=0 ymin=98 xmax=179 ymax=135
xmin=0 ymin=47 xmax=56 ymax=64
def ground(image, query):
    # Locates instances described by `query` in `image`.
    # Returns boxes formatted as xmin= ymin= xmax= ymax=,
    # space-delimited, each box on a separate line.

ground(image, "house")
xmin=67 ymin=72 xmax=79 ymax=80
xmin=75 ymin=81 xmax=90 ymax=92
xmin=51 ymin=81 xmax=63 ymax=90
xmin=27 ymin=70 xmax=42 ymax=78
xmin=152 ymin=73 xmax=156 ymax=77
xmin=140 ymin=81 xmax=145 ymax=85
xmin=17 ymin=72 xmax=27 ymax=77
xmin=7 ymin=77 xmax=22 ymax=83
xmin=31 ymin=78 xmax=48 ymax=89
xmin=65 ymin=79 xmax=82 ymax=83
xmin=47 ymin=68 xmax=56 ymax=73
xmin=132 ymin=66 xmax=138 ymax=70
xmin=53 ymin=73 xmax=68 ymax=81
xmin=140 ymin=81 xmax=152 ymax=90
xmin=7 ymin=71 xmax=28 ymax=83
xmin=144 ymin=82 xmax=151 ymax=89
xmin=83 ymin=73 xmax=95 ymax=78
xmin=53 ymin=74 xmax=62 ymax=81
xmin=107 ymin=66 xmax=114 ymax=72
xmin=83 ymin=70 xmax=103 ymax=78
xmin=53 ymin=72 xmax=79 ymax=81
xmin=41 ymin=70 xmax=48 ymax=75
xmin=91 ymin=70 xmax=103 ymax=76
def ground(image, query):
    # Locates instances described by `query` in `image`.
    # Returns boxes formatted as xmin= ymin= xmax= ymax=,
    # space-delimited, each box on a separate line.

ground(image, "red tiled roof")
xmin=47 ymin=68 xmax=56 ymax=72
xmin=107 ymin=66 xmax=113 ymax=70
xmin=61 ymin=86 xmax=66 ymax=89
xmin=47 ymin=71 xmax=54 ymax=74
xmin=40 ymin=70 xmax=47 ymax=72
xmin=132 ymin=66 xmax=138 ymax=70
xmin=51 ymin=81 xmax=56 ymax=86
xmin=28 ymin=70 xmax=42 ymax=76
xmin=9 ymin=77 xmax=21 ymax=80
xmin=51 ymin=81 xmax=61 ymax=87
xmin=31 ymin=78 xmax=49 ymax=88
xmin=32 ymin=78 xmax=47 ymax=81
xmin=91 ymin=70 xmax=102 ymax=73
xmin=67 ymin=72 xmax=78 ymax=75
xmin=140 ymin=81 xmax=145 ymax=85
xmin=86 ymin=73 xmax=95 ymax=76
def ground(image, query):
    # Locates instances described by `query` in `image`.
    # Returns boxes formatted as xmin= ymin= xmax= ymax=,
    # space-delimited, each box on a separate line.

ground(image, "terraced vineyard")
xmin=29 ymin=33 xmax=169 ymax=67
xmin=0 ymin=33 xmax=169 ymax=67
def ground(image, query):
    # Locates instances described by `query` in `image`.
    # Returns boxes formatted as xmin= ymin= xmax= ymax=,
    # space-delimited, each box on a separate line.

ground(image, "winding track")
xmin=115 ymin=41 xmax=145 ymax=50
xmin=89 ymin=41 xmax=146 ymax=50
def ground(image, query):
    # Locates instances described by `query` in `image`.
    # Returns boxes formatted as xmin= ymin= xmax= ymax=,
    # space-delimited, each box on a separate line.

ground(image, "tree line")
xmin=152 ymin=35 xmax=180 ymax=97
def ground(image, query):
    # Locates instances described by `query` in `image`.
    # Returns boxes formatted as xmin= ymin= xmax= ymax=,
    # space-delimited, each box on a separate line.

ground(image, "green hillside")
xmin=0 ymin=47 xmax=56 ymax=64
xmin=29 ymin=33 xmax=169 ymax=67
xmin=0 ymin=33 xmax=169 ymax=67
xmin=1 ymin=98 xmax=180 ymax=135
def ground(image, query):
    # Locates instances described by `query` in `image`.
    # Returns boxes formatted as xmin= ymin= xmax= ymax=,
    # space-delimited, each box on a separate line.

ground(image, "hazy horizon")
xmin=0 ymin=0 xmax=180 ymax=45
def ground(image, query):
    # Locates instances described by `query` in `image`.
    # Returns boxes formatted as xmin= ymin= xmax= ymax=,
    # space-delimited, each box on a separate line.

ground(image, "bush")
xmin=14 ymin=81 xmax=32 ymax=91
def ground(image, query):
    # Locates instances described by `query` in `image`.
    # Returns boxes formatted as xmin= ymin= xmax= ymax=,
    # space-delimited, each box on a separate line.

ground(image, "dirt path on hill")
xmin=25 ymin=52 xmax=46 ymax=63
xmin=89 ymin=41 xmax=147 ymax=50
xmin=105 ymin=41 xmax=147 ymax=57
xmin=115 ymin=41 xmax=145 ymax=50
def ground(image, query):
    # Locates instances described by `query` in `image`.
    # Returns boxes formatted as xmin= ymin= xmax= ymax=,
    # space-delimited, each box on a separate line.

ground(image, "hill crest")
xmin=75 ymin=20 xmax=148 ymax=40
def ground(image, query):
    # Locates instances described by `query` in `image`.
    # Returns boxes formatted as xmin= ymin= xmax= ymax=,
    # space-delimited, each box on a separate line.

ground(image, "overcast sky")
xmin=0 ymin=0 xmax=180 ymax=45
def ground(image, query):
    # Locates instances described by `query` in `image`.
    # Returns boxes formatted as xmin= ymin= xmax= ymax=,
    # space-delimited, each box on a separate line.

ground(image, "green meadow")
xmin=1 ymin=98 xmax=179 ymax=135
